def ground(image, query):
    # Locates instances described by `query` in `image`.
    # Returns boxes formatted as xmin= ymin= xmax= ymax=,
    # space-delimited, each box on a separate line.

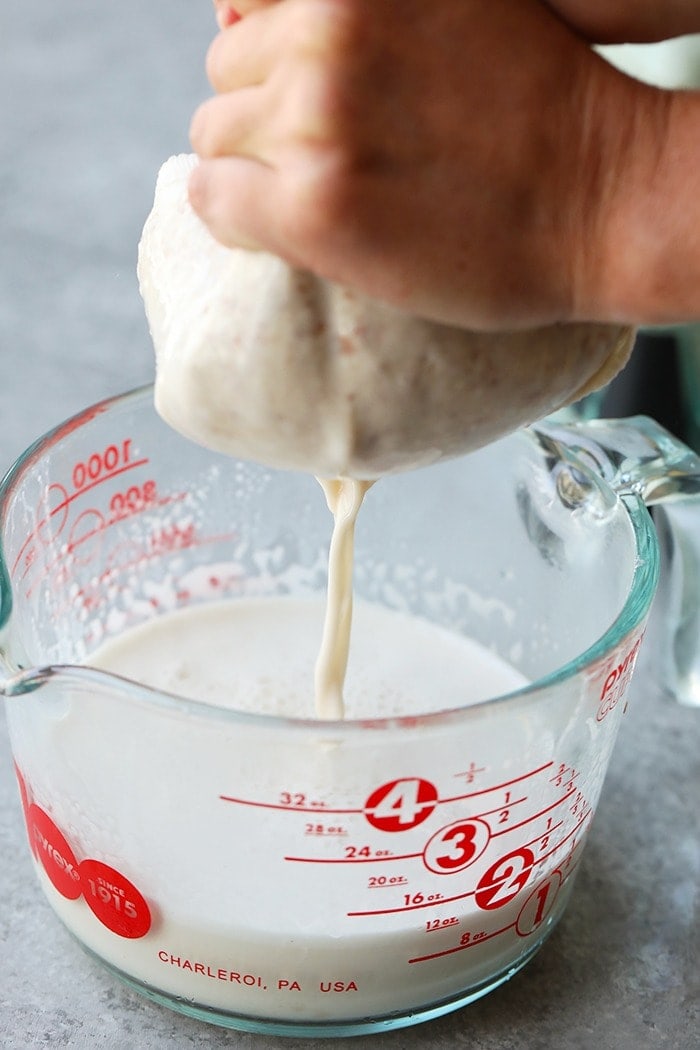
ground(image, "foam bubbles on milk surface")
xmin=88 ymin=596 xmax=528 ymax=719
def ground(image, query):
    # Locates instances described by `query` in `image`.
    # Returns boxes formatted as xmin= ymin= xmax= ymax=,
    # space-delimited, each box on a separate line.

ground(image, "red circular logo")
xmin=17 ymin=776 xmax=153 ymax=940
xmin=79 ymin=859 xmax=152 ymax=939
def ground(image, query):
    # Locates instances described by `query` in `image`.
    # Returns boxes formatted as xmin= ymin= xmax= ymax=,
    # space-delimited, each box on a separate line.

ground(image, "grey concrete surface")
xmin=1 ymin=3 xmax=699 ymax=1049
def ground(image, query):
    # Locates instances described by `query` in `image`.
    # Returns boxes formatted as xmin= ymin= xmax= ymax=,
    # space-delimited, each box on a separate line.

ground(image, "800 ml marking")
xmin=109 ymin=481 xmax=158 ymax=520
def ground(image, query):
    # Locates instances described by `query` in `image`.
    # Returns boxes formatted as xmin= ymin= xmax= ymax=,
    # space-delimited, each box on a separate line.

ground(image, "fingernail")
xmin=217 ymin=6 xmax=241 ymax=30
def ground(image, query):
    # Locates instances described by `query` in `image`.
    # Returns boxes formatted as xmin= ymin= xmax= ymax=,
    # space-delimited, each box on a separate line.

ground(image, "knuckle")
xmin=189 ymin=102 xmax=210 ymax=154
xmin=189 ymin=99 xmax=225 ymax=158
xmin=205 ymin=33 xmax=229 ymax=90
xmin=190 ymin=96 xmax=247 ymax=160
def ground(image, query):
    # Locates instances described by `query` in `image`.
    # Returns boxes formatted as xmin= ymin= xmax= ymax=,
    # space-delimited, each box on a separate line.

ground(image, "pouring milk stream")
xmin=134 ymin=153 xmax=632 ymax=719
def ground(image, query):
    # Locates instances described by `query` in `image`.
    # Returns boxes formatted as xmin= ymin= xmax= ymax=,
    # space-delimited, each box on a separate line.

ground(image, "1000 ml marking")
xmin=71 ymin=438 xmax=159 ymax=523
xmin=71 ymin=440 xmax=137 ymax=492
xmin=13 ymin=437 xmax=150 ymax=578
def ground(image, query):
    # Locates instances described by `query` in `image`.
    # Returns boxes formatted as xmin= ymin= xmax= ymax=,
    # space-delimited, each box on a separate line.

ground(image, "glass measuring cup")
xmin=1 ymin=386 xmax=699 ymax=1038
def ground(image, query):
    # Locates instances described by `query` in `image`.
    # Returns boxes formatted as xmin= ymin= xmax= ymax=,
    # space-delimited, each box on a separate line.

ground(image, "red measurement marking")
xmin=492 ymin=787 xmax=576 ymax=837
xmin=67 ymin=459 xmax=151 ymax=504
xmin=364 ymin=778 xmax=439 ymax=832
xmin=439 ymin=761 xmax=554 ymax=805
xmin=21 ymin=516 xmax=227 ymax=601
xmin=35 ymin=483 xmax=69 ymax=548
xmin=20 ymin=515 xmax=107 ymax=585
xmin=524 ymin=819 xmax=564 ymax=848
xmin=221 ymin=796 xmax=362 ymax=815
xmin=423 ymin=818 xmax=491 ymax=875
xmin=285 ymin=851 xmax=419 ymax=865
xmin=532 ymin=808 xmax=591 ymax=865
xmin=409 ymin=923 xmax=514 ymax=964
xmin=68 ymin=508 xmax=105 ymax=562
xmin=221 ymin=762 xmax=555 ymax=820
xmin=476 ymin=795 xmax=527 ymax=821
xmin=304 ymin=827 xmax=348 ymax=837
xmin=425 ymin=918 xmax=460 ymax=932
xmin=346 ymin=810 xmax=590 ymax=919
xmin=348 ymin=885 xmax=481 ymax=917
xmin=22 ymin=513 xmax=123 ymax=588
xmin=515 ymin=871 xmax=562 ymax=938
xmin=559 ymin=852 xmax=583 ymax=885
xmin=368 ymin=878 xmax=409 ymax=888
xmin=475 ymin=848 xmax=535 ymax=910
xmin=12 ymin=458 xmax=149 ymax=576
xmin=454 ymin=762 xmax=486 ymax=783
xmin=549 ymin=764 xmax=580 ymax=788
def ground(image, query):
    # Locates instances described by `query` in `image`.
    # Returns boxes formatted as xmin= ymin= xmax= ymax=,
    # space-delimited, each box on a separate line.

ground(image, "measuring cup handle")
xmin=651 ymin=501 xmax=700 ymax=707
xmin=538 ymin=415 xmax=700 ymax=707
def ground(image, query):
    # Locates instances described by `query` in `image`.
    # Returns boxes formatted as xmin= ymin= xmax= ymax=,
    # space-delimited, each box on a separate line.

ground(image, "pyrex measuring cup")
xmin=1 ymin=386 xmax=699 ymax=1038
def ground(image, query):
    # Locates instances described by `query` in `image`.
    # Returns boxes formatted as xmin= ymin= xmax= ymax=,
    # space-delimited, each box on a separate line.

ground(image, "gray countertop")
xmin=1 ymin=4 xmax=698 ymax=1048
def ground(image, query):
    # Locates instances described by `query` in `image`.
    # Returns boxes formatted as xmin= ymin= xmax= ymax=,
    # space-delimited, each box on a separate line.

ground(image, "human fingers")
xmin=206 ymin=5 xmax=283 ymax=92
xmin=190 ymin=89 xmax=268 ymax=161
xmin=207 ymin=0 xmax=357 ymax=94
xmin=188 ymin=156 xmax=287 ymax=254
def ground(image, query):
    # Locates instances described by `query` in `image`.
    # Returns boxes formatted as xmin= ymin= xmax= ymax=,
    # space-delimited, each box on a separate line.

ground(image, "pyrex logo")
xmin=34 ymin=829 xmax=80 ymax=881
xmin=15 ymin=766 xmax=152 ymax=939
xmin=597 ymin=633 xmax=645 ymax=722
xmin=30 ymin=804 xmax=83 ymax=900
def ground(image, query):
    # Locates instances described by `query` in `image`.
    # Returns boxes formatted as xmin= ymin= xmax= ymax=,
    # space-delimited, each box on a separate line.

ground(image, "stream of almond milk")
xmin=313 ymin=477 xmax=374 ymax=718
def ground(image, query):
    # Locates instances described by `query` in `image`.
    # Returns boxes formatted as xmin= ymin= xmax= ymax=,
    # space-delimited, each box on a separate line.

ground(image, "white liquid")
xmin=25 ymin=596 xmax=589 ymax=1026
xmin=313 ymin=477 xmax=373 ymax=719
xmin=86 ymin=595 xmax=528 ymax=719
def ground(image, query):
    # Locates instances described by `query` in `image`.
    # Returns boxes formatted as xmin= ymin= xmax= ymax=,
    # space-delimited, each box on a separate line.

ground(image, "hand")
xmin=190 ymin=1 xmax=700 ymax=329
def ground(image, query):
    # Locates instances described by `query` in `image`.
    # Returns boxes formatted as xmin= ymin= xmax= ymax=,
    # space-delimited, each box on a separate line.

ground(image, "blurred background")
xmin=0 ymin=3 xmax=212 ymax=467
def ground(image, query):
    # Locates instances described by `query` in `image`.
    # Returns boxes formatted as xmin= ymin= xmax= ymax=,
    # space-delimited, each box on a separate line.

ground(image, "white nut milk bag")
xmin=138 ymin=154 xmax=633 ymax=479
